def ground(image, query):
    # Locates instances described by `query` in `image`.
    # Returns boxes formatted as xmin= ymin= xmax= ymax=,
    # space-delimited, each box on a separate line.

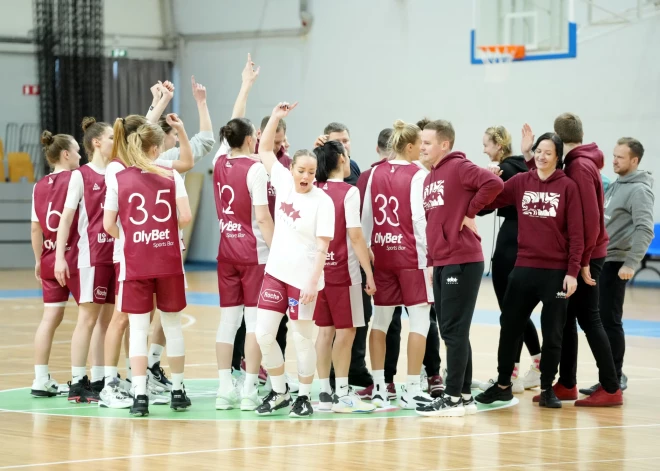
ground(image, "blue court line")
xmin=2 ymin=289 xmax=659 ymax=339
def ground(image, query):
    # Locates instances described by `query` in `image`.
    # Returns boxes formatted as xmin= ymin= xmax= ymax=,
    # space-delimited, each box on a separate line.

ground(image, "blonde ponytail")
xmin=485 ymin=125 xmax=513 ymax=162
xmin=389 ymin=119 xmax=421 ymax=156
xmin=111 ymin=114 xmax=149 ymax=166
xmin=125 ymin=124 xmax=171 ymax=178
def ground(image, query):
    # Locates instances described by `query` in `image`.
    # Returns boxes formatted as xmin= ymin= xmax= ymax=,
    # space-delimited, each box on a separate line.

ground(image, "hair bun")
xmin=41 ymin=130 xmax=54 ymax=146
xmin=81 ymin=117 xmax=96 ymax=132
xmin=392 ymin=119 xmax=406 ymax=130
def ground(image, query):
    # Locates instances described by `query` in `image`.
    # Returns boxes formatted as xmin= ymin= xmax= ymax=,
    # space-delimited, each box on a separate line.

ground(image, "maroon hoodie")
xmin=486 ymin=169 xmax=584 ymax=278
xmin=357 ymin=158 xmax=387 ymax=213
xmin=424 ymin=151 xmax=503 ymax=266
xmin=527 ymin=143 xmax=608 ymax=266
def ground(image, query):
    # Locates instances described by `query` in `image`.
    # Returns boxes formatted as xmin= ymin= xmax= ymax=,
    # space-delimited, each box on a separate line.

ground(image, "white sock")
xmin=513 ymin=363 xmax=520 ymax=378
xmin=336 ymin=377 xmax=349 ymax=397
xmin=270 ymin=374 xmax=287 ymax=394
xmin=148 ymin=344 xmax=164 ymax=368
xmin=462 ymin=393 xmax=472 ymax=400
xmin=320 ymin=378 xmax=332 ymax=394
xmin=299 ymin=382 xmax=312 ymax=397
xmin=125 ymin=359 xmax=132 ymax=380
xmin=449 ymin=395 xmax=461 ymax=403
xmin=133 ymin=375 xmax=147 ymax=396
xmin=104 ymin=366 xmax=118 ymax=382
xmin=91 ymin=366 xmax=104 ymax=383
xmin=407 ymin=375 xmax=421 ymax=395
xmin=171 ymin=373 xmax=184 ymax=391
xmin=243 ymin=373 xmax=258 ymax=395
xmin=35 ymin=365 xmax=49 ymax=384
xmin=373 ymin=369 xmax=386 ymax=391
xmin=71 ymin=366 xmax=86 ymax=384
xmin=218 ymin=369 xmax=233 ymax=392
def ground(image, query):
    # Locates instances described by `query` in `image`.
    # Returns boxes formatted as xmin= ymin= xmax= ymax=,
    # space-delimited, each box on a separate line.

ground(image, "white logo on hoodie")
xmin=522 ymin=191 xmax=560 ymax=218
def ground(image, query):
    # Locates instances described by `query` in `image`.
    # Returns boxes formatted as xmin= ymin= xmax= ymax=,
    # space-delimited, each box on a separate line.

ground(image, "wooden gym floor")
xmin=0 ymin=269 xmax=659 ymax=470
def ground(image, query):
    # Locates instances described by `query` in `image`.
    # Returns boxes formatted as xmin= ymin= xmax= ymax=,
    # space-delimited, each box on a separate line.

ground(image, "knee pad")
xmin=372 ymin=306 xmax=396 ymax=333
xmin=128 ymin=313 xmax=150 ymax=358
xmin=407 ymin=304 xmax=431 ymax=337
xmin=160 ymin=311 xmax=185 ymax=357
xmin=216 ymin=305 xmax=244 ymax=344
xmin=292 ymin=321 xmax=316 ymax=377
xmin=255 ymin=325 xmax=284 ymax=369
xmin=244 ymin=307 xmax=257 ymax=334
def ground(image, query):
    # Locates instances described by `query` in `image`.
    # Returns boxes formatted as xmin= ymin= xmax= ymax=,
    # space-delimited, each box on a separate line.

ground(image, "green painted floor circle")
xmin=1 ymin=379 xmax=518 ymax=421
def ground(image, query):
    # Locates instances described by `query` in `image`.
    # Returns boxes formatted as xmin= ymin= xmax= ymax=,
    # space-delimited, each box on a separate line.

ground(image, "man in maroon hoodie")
xmin=522 ymin=116 xmax=622 ymax=406
xmin=414 ymin=120 xmax=503 ymax=417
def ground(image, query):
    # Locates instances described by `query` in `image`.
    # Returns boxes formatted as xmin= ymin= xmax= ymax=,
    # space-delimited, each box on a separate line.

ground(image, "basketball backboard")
xmin=471 ymin=0 xmax=577 ymax=64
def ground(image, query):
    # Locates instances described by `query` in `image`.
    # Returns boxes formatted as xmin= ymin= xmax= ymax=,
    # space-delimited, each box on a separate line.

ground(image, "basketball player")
xmin=212 ymin=117 xmax=274 ymax=411
xmin=415 ymin=120 xmax=503 ymax=417
xmin=255 ymin=102 xmax=335 ymax=417
xmin=314 ymin=123 xmax=361 ymax=185
xmin=526 ymin=116 xmax=622 ymax=406
xmin=30 ymin=131 xmax=81 ymax=398
xmin=103 ymin=119 xmax=192 ymax=416
xmin=53 ymin=118 xmax=116 ymax=403
xmin=314 ymin=140 xmax=377 ymax=413
xmin=477 ymin=125 xmax=542 ymax=393
xmin=580 ymin=138 xmax=654 ymax=399
xmin=475 ymin=133 xmax=586 ymax=409
xmin=361 ymin=120 xmax=433 ymax=410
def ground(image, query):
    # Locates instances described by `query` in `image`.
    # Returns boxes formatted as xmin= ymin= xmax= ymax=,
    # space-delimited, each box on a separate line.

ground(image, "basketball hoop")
xmin=478 ymin=45 xmax=525 ymax=83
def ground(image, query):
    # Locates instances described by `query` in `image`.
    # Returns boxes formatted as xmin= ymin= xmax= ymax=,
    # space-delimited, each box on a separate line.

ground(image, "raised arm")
xmin=231 ymin=53 xmax=260 ymax=119
xmin=146 ymin=80 xmax=174 ymax=124
xmin=259 ymin=102 xmax=298 ymax=175
xmin=192 ymin=75 xmax=212 ymax=132
xmin=250 ymin=164 xmax=274 ymax=247
xmin=521 ymin=123 xmax=535 ymax=163
xmin=165 ymin=114 xmax=193 ymax=174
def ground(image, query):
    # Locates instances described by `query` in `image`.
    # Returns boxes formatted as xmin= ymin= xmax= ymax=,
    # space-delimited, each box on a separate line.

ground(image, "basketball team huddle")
xmin=30 ymin=55 xmax=655 ymax=418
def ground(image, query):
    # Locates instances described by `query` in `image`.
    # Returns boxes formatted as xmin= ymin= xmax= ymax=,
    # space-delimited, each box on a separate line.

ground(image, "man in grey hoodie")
xmin=580 ymin=137 xmax=655 ymax=395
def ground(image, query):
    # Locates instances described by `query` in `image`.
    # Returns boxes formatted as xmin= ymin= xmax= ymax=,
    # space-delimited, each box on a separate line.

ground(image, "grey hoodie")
xmin=603 ymin=170 xmax=655 ymax=268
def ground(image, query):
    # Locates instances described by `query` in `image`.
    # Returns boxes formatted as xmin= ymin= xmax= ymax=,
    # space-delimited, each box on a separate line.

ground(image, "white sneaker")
xmin=286 ymin=372 xmax=300 ymax=394
xmin=420 ymin=366 xmax=428 ymax=392
xmin=371 ymin=384 xmax=390 ymax=408
xmin=216 ymin=386 xmax=240 ymax=410
xmin=30 ymin=376 xmax=60 ymax=397
xmin=463 ymin=396 xmax=478 ymax=415
xmin=147 ymin=380 xmax=170 ymax=405
xmin=478 ymin=378 xmax=497 ymax=391
xmin=522 ymin=365 xmax=541 ymax=389
xmin=332 ymin=390 xmax=376 ymax=413
xmin=399 ymin=386 xmax=433 ymax=410
xmin=99 ymin=380 xmax=132 ymax=409
xmin=511 ymin=375 xmax=524 ymax=394
xmin=240 ymin=389 xmax=260 ymax=411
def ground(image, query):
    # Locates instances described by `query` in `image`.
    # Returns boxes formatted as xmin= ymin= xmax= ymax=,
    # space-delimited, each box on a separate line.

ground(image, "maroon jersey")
xmin=116 ymin=167 xmax=183 ymax=281
xmin=76 ymin=165 xmax=114 ymax=267
xmin=365 ymin=162 xmax=424 ymax=270
xmin=213 ymin=155 xmax=269 ymax=265
xmin=33 ymin=171 xmax=80 ymax=278
xmin=316 ymin=180 xmax=361 ymax=286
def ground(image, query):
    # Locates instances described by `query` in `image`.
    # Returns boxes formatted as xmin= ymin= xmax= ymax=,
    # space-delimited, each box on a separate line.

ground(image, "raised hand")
xmin=272 ymin=101 xmax=298 ymax=119
xmin=191 ymin=75 xmax=207 ymax=103
xmin=161 ymin=80 xmax=175 ymax=100
xmin=242 ymin=53 xmax=260 ymax=85
xmin=150 ymin=81 xmax=163 ymax=101
xmin=521 ymin=123 xmax=535 ymax=156
xmin=166 ymin=113 xmax=185 ymax=130
xmin=314 ymin=134 xmax=329 ymax=149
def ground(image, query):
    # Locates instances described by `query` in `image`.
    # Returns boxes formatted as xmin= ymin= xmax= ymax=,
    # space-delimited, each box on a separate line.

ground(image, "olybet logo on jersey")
xmin=373 ymin=232 xmax=406 ymax=252
xmin=522 ymin=191 xmax=560 ymax=218
xmin=133 ymin=229 xmax=174 ymax=248
xmin=325 ymin=251 xmax=337 ymax=266
xmin=218 ymin=219 xmax=244 ymax=238
xmin=423 ymin=180 xmax=445 ymax=210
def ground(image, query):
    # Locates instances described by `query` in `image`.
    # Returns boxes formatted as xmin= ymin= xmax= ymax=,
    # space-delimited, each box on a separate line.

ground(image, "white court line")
xmin=0 ymin=405 xmax=96 ymax=414
xmin=0 ymin=423 xmax=658 ymax=469
xmin=442 ymin=456 xmax=660 ymax=470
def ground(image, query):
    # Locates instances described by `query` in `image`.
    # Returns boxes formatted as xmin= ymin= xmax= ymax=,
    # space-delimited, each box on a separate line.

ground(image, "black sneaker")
xmin=255 ymin=386 xmax=292 ymax=415
xmin=318 ymin=391 xmax=335 ymax=411
xmin=130 ymin=394 xmax=149 ymax=416
xmin=579 ymin=383 xmax=600 ymax=396
xmin=148 ymin=362 xmax=172 ymax=391
xmin=538 ymin=388 xmax=562 ymax=408
xmin=290 ymin=395 xmax=313 ymax=418
xmin=68 ymin=376 xmax=100 ymax=403
xmin=90 ymin=378 xmax=105 ymax=395
xmin=170 ymin=387 xmax=191 ymax=411
xmin=475 ymin=383 xmax=513 ymax=404
xmin=416 ymin=394 xmax=465 ymax=417
xmin=620 ymin=372 xmax=628 ymax=392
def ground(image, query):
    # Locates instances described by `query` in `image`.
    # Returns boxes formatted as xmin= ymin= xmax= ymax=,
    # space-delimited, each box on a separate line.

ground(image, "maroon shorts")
xmin=257 ymin=273 xmax=316 ymax=320
xmin=78 ymin=266 xmax=116 ymax=304
xmin=314 ymin=284 xmax=365 ymax=329
xmin=42 ymin=273 xmax=80 ymax=306
xmin=373 ymin=268 xmax=433 ymax=307
xmin=114 ymin=263 xmax=120 ymax=296
xmin=117 ymin=274 xmax=187 ymax=315
xmin=217 ymin=263 xmax=265 ymax=308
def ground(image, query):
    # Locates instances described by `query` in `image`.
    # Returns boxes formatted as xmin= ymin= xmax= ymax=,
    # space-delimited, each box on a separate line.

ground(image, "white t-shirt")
xmin=265 ymin=161 xmax=335 ymax=290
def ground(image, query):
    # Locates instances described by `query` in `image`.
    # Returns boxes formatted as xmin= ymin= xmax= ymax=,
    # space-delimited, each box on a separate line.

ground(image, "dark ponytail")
xmin=219 ymin=118 xmax=254 ymax=149
xmin=532 ymin=132 xmax=564 ymax=169
xmin=314 ymin=141 xmax=345 ymax=183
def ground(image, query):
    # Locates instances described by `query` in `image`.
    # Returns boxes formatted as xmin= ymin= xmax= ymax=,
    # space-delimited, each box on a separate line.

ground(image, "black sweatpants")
xmin=232 ymin=315 xmax=288 ymax=371
xmin=434 ymin=261 xmax=484 ymax=397
xmin=385 ymin=305 xmax=441 ymax=383
xmin=491 ymin=219 xmax=541 ymax=362
xmin=497 ymin=267 xmax=568 ymax=390
xmin=558 ymin=258 xmax=619 ymax=393
xmin=598 ymin=261 xmax=628 ymax=380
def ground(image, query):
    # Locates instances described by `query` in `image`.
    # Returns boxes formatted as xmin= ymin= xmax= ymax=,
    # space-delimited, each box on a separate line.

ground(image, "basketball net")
xmin=480 ymin=48 xmax=514 ymax=84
